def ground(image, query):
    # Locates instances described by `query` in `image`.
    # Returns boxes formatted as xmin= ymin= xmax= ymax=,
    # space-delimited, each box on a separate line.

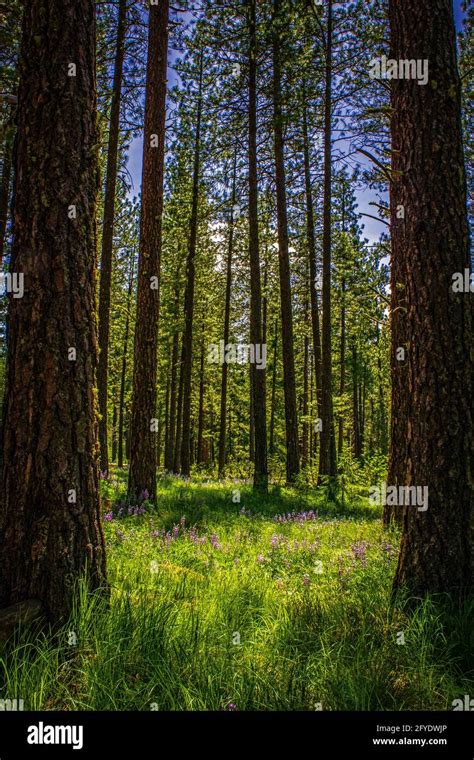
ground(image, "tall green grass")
xmin=1 ymin=477 xmax=472 ymax=710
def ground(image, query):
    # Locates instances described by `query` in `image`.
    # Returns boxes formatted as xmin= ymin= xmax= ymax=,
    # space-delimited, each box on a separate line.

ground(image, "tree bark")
xmin=272 ymin=0 xmax=299 ymax=483
xmin=247 ymin=0 xmax=268 ymax=490
xmin=165 ymin=286 xmax=180 ymax=472
xmin=118 ymin=249 xmax=135 ymax=469
xmin=352 ymin=344 xmax=361 ymax=459
xmin=269 ymin=318 xmax=278 ymax=456
xmin=0 ymin=0 xmax=107 ymax=623
xmin=128 ymin=0 xmax=169 ymax=501
xmin=197 ymin=336 xmax=205 ymax=465
xmin=389 ymin=0 xmax=472 ymax=596
xmin=318 ymin=0 xmax=337 ymax=481
xmin=180 ymin=52 xmax=203 ymax=478
xmin=302 ymin=85 xmax=322 ymax=420
xmin=218 ymin=148 xmax=237 ymax=478
xmin=97 ymin=0 xmax=127 ymax=475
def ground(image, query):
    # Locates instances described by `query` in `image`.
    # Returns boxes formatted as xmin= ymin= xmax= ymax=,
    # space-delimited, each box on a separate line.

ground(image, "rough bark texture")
xmin=180 ymin=53 xmax=203 ymax=478
xmin=272 ymin=0 xmax=299 ymax=483
xmin=0 ymin=0 xmax=107 ymax=623
xmin=389 ymin=0 xmax=472 ymax=596
xmin=97 ymin=0 xmax=127 ymax=475
xmin=318 ymin=0 xmax=337 ymax=481
xmin=128 ymin=0 xmax=169 ymax=501
xmin=248 ymin=0 xmax=268 ymax=490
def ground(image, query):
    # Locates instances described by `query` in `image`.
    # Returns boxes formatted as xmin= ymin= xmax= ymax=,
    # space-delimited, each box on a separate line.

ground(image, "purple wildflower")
xmin=351 ymin=541 xmax=368 ymax=566
xmin=104 ymin=512 xmax=113 ymax=522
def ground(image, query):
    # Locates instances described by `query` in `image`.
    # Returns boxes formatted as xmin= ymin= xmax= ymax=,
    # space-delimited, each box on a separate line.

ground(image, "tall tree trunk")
xmin=302 ymin=330 xmax=309 ymax=469
xmin=247 ymin=0 xmax=268 ymax=490
xmin=218 ymin=148 xmax=237 ymax=478
xmin=197 ymin=336 xmax=205 ymax=465
xmin=128 ymin=0 xmax=169 ymax=501
xmin=318 ymin=0 xmax=337 ymax=481
xmin=111 ymin=404 xmax=118 ymax=463
xmin=302 ymin=86 xmax=322 ymax=419
xmin=352 ymin=344 xmax=361 ymax=459
xmin=164 ymin=368 xmax=170 ymax=464
xmin=0 ymin=0 xmax=107 ymax=623
xmin=269 ymin=318 xmax=278 ymax=456
xmin=97 ymin=0 xmax=127 ymax=475
xmin=118 ymin=250 xmax=135 ymax=469
xmin=180 ymin=52 xmax=203 ymax=478
xmin=157 ymin=401 xmax=163 ymax=469
xmin=165 ymin=291 xmax=180 ymax=472
xmin=272 ymin=0 xmax=299 ymax=483
xmin=338 ymin=276 xmax=346 ymax=456
xmin=389 ymin=0 xmax=472 ymax=596
xmin=173 ymin=344 xmax=184 ymax=473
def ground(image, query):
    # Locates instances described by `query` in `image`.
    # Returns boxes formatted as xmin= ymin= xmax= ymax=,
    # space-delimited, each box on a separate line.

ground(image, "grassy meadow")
xmin=0 ymin=473 xmax=472 ymax=711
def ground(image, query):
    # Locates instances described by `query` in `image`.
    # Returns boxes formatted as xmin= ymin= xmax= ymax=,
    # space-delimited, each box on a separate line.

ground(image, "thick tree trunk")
xmin=247 ymin=0 xmax=268 ymax=490
xmin=128 ymin=0 xmax=169 ymax=501
xmin=218 ymin=149 xmax=237 ymax=478
xmin=318 ymin=0 xmax=337 ymax=481
xmin=118 ymin=250 xmax=135 ymax=469
xmin=0 ymin=0 xmax=107 ymax=623
xmin=272 ymin=0 xmax=299 ymax=483
xmin=180 ymin=53 xmax=203 ymax=478
xmin=97 ymin=0 xmax=127 ymax=475
xmin=389 ymin=0 xmax=472 ymax=596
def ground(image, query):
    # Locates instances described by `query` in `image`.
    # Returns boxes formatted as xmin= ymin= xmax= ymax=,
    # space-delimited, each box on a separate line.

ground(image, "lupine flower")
xmin=210 ymin=534 xmax=221 ymax=550
xmin=256 ymin=554 xmax=265 ymax=564
xmin=273 ymin=510 xmax=318 ymax=524
xmin=140 ymin=489 xmax=150 ymax=501
xmin=104 ymin=512 xmax=113 ymax=522
xmin=350 ymin=541 xmax=368 ymax=566
xmin=382 ymin=541 xmax=396 ymax=558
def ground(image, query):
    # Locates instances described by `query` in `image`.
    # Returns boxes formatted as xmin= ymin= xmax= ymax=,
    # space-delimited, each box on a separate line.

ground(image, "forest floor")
xmin=1 ymin=474 xmax=472 ymax=711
